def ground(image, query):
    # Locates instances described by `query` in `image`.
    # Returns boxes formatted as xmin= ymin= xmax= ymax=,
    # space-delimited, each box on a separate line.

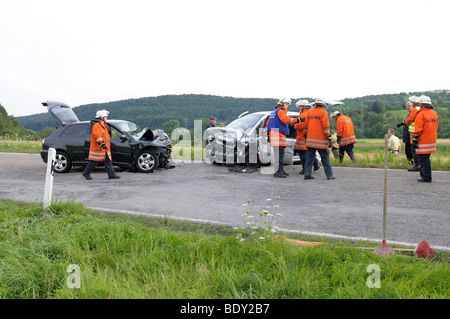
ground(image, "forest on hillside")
xmin=11 ymin=91 xmax=450 ymax=139
xmin=0 ymin=104 xmax=39 ymax=139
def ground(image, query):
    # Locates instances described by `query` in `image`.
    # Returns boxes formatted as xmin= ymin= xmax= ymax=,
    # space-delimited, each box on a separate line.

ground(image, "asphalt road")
xmin=1 ymin=152 xmax=449 ymax=251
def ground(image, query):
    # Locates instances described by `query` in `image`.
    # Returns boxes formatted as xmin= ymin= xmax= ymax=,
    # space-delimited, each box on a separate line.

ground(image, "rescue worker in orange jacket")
xmin=267 ymin=97 xmax=303 ymax=178
xmin=397 ymin=96 xmax=421 ymax=171
xmin=412 ymin=95 xmax=438 ymax=183
xmin=294 ymin=99 xmax=320 ymax=174
xmin=82 ymin=110 xmax=120 ymax=180
xmin=330 ymin=111 xmax=357 ymax=162
xmin=303 ymin=97 xmax=335 ymax=180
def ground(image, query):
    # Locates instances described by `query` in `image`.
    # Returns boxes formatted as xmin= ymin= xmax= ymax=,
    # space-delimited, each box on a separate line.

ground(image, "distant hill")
xmin=0 ymin=104 xmax=39 ymax=139
xmin=16 ymin=92 xmax=450 ymax=138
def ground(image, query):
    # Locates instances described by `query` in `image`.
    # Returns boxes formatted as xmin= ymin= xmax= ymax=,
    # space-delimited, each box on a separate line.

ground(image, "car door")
xmin=108 ymin=125 xmax=134 ymax=166
xmin=256 ymin=115 xmax=272 ymax=165
xmin=58 ymin=123 xmax=89 ymax=163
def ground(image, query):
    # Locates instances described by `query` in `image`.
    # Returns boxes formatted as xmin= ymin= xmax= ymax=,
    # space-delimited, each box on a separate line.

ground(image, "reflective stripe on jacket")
xmin=294 ymin=109 xmax=308 ymax=150
xmin=335 ymin=115 xmax=357 ymax=146
xmin=267 ymin=106 xmax=298 ymax=136
xmin=269 ymin=130 xmax=287 ymax=147
xmin=413 ymin=107 xmax=438 ymax=154
xmin=88 ymin=121 xmax=112 ymax=161
xmin=304 ymin=106 xmax=330 ymax=150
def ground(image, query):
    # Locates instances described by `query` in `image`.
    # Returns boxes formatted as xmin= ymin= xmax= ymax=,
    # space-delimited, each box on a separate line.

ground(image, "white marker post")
xmin=43 ymin=148 xmax=56 ymax=210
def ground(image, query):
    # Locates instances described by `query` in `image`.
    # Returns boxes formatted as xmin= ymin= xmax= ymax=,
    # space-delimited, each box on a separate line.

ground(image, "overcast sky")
xmin=1 ymin=0 xmax=449 ymax=117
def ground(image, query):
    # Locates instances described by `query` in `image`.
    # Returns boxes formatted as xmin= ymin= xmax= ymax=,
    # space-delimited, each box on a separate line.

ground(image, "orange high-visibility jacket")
xmin=304 ymin=106 xmax=330 ymax=149
xmin=268 ymin=106 xmax=298 ymax=147
xmin=405 ymin=106 xmax=421 ymax=143
xmin=294 ymin=109 xmax=309 ymax=150
xmin=413 ymin=107 xmax=438 ymax=154
xmin=88 ymin=120 xmax=112 ymax=161
xmin=335 ymin=114 xmax=357 ymax=146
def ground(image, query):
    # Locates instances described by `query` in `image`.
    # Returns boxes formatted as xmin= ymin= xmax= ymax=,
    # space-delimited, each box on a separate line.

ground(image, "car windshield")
xmin=110 ymin=121 xmax=138 ymax=133
xmin=132 ymin=127 xmax=150 ymax=141
xmin=226 ymin=114 xmax=265 ymax=134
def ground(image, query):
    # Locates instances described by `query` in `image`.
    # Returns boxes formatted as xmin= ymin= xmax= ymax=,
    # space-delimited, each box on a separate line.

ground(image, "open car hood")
xmin=132 ymin=127 xmax=171 ymax=147
xmin=42 ymin=101 xmax=80 ymax=124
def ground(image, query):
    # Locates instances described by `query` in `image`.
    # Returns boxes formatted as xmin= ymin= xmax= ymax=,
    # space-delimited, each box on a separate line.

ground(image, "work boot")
xmin=314 ymin=163 xmax=320 ymax=171
xmin=108 ymin=174 xmax=121 ymax=180
xmin=273 ymin=171 xmax=286 ymax=178
xmin=327 ymin=176 xmax=336 ymax=180
xmin=417 ymin=178 xmax=431 ymax=183
xmin=299 ymin=170 xmax=304 ymax=175
xmin=280 ymin=169 xmax=289 ymax=176
xmin=82 ymin=174 xmax=92 ymax=180
xmin=304 ymin=175 xmax=315 ymax=180
xmin=408 ymin=166 xmax=421 ymax=172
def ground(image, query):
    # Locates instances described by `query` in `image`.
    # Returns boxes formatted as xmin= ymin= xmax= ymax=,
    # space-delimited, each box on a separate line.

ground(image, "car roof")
xmin=247 ymin=110 xmax=300 ymax=116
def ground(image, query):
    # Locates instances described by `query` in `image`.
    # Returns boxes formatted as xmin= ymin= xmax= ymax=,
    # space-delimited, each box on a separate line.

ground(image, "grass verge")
xmin=0 ymin=199 xmax=448 ymax=299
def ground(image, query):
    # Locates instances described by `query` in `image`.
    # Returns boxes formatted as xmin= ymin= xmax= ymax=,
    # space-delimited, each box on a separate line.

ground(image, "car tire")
xmin=53 ymin=151 xmax=72 ymax=173
xmin=135 ymin=150 xmax=159 ymax=173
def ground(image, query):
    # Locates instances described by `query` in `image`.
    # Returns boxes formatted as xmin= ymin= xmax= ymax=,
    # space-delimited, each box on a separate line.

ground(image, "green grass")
xmin=331 ymin=139 xmax=450 ymax=170
xmin=0 ymin=199 xmax=448 ymax=299
xmin=0 ymin=139 xmax=41 ymax=153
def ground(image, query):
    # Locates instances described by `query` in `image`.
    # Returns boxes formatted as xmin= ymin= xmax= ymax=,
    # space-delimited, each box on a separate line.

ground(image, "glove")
xmin=396 ymin=121 xmax=406 ymax=128
xmin=298 ymin=117 xmax=305 ymax=123
xmin=99 ymin=142 xmax=108 ymax=150
xmin=412 ymin=135 xmax=419 ymax=149
xmin=328 ymin=136 xmax=332 ymax=148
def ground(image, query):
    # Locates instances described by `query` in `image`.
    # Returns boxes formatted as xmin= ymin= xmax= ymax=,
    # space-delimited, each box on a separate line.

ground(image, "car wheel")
xmin=53 ymin=151 xmax=72 ymax=173
xmin=135 ymin=150 xmax=159 ymax=173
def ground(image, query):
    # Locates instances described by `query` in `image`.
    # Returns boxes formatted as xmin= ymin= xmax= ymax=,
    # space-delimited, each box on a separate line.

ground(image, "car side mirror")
xmin=120 ymin=134 xmax=128 ymax=140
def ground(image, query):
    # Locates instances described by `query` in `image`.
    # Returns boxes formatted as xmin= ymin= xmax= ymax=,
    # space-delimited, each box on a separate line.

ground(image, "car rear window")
xmin=60 ymin=124 xmax=89 ymax=138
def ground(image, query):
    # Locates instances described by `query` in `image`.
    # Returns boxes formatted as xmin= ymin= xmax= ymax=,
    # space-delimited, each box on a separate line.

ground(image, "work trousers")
xmin=404 ymin=142 xmax=413 ymax=164
xmin=411 ymin=144 xmax=420 ymax=167
xmin=418 ymin=154 xmax=432 ymax=182
xmin=339 ymin=143 xmax=356 ymax=162
xmin=298 ymin=150 xmax=319 ymax=171
xmin=304 ymin=148 xmax=333 ymax=178
xmin=83 ymin=156 xmax=116 ymax=177
xmin=273 ymin=146 xmax=285 ymax=172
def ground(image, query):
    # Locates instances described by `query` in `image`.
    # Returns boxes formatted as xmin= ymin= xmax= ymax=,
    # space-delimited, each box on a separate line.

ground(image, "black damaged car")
xmin=40 ymin=101 xmax=173 ymax=173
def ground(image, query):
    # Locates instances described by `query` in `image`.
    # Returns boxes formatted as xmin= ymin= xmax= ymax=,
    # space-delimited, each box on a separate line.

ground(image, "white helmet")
xmin=278 ymin=97 xmax=292 ymax=104
xmin=419 ymin=95 xmax=432 ymax=106
xmin=313 ymin=97 xmax=326 ymax=106
xmin=295 ymin=99 xmax=309 ymax=108
xmin=96 ymin=109 xmax=109 ymax=118
xmin=330 ymin=111 xmax=341 ymax=119
xmin=409 ymin=95 xmax=420 ymax=104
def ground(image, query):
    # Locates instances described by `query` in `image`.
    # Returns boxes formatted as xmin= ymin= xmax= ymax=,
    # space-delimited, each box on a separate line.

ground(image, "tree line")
xmin=10 ymin=91 xmax=450 ymax=139
xmin=0 ymin=104 xmax=39 ymax=139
